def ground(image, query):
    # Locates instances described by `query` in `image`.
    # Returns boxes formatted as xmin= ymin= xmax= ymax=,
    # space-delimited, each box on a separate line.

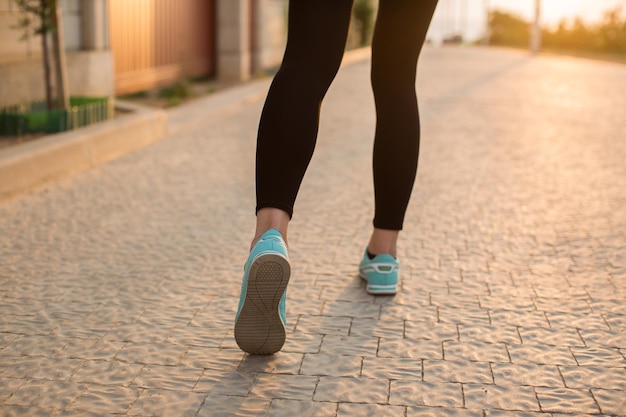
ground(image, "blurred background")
xmin=428 ymin=0 xmax=626 ymax=45
xmin=0 ymin=0 xmax=624 ymax=112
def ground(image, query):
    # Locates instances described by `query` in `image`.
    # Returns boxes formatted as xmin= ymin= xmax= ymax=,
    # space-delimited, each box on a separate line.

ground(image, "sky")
xmin=427 ymin=0 xmax=626 ymax=42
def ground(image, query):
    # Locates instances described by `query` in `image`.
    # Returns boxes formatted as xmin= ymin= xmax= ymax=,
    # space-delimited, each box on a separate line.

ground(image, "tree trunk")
xmin=50 ymin=0 xmax=69 ymax=109
xmin=41 ymin=23 xmax=53 ymax=110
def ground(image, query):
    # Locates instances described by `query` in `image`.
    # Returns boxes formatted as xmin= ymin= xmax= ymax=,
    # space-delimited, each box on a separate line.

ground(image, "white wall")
xmin=252 ymin=0 xmax=288 ymax=74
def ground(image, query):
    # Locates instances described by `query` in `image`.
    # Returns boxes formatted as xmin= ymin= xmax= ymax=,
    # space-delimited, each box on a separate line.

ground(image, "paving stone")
xmin=380 ymin=304 xmax=438 ymax=322
xmin=4 ymin=380 xmax=87 ymax=410
xmin=128 ymin=389 xmax=207 ymax=417
xmin=463 ymin=383 xmax=540 ymax=412
xmin=478 ymin=294 xmax=536 ymax=311
xmin=0 ymin=377 xmax=27 ymax=402
xmin=250 ymin=374 xmax=317 ymax=401
xmin=285 ymin=299 xmax=326 ymax=318
xmin=281 ymin=331 xmax=323 ymax=354
xmin=488 ymin=310 xmax=551 ymax=328
xmin=491 ymin=362 xmax=564 ymax=388
xmin=0 ymin=355 xmax=83 ymax=381
xmin=300 ymin=353 xmax=362 ymax=377
xmin=337 ymin=402 xmax=406 ymax=416
xmin=71 ymin=359 xmax=143 ymax=386
xmin=579 ymin=329 xmax=626 ymax=349
xmin=0 ymin=332 xmax=21 ymax=350
xmin=349 ymin=317 xmax=405 ymax=338
xmin=181 ymin=347 xmax=244 ymax=370
xmin=378 ymin=337 xmax=443 ymax=360
xmin=190 ymin=308 xmax=239 ymax=330
xmin=592 ymin=388 xmax=626 ymax=416
xmin=443 ymin=340 xmax=509 ymax=363
xmin=295 ymin=315 xmax=352 ymax=336
xmin=66 ymin=384 xmax=139 ymax=414
xmin=218 ymin=331 xmax=243 ymax=350
xmin=319 ymin=285 xmax=375 ymax=303
xmin=0 ymin=405 xmax=51 ymax=417
xmin=315 ymin=376 xmax=389 ymax=403
xmin=484 ymin=411 xmax=544 ymax=417
xmin=604 ymin=314 xmax=626 ymax=331
xmin=535 ymin=387 xmax=600 ymax=414
xmin=132 ymin=364 xmax=204 ymax=391
xmin=361 ymin=357 xmax=422 ymax=380
xmin=520 ymin=327 xmax=585 ymax=347
xmin=430 ymin=294 xmax=481 ymax=309
xmin=400 ymin=275 xmax=449 ymax=295
xmin=115 ymin=342 xmax=188 ymax=366
xmin=550 ymin=414 xmax=612 ymax=417
xmin=571 ymin=346 xmax=626 ymax=366
xmin=458 ymin=324 xmax=521 ymax=344
xmin=508 ymin=344 xmax=578 ymax=366
xmin=404 ymin=321 xmax=459 ymax=341
xmin=284 ymin=279 xmax=323 ymax=301
xmin=268 ymin=399 xmax=338 ymax=417
xmin=322 ymin=300 xmax=381 ymax=318
xmin=423 ymin=359 xmax=493 ymax=384
xmin=0 ymin=334 xmax=69 ymax=358
xmin=437 ymin=307 xmax=491 ymax=326
xmin=407 ymin=406 xmax=483 ymax=417
xmin=193 ymin=370 xmax=256 ymax=396
xmin=389 ymin=380 xmax=463 ymax=408
xmin=559 ymin=365 xmax=626 ymax=390
xmin=58 ymin=338 xmax=124 ymax=361
xmin=319 ymin=334 xmax=379 ymax=357
xmin=166 ymin=325 xmax=227 ymax=348
xmin=532 ymin=297 xmax=593 ymax=315
xmin=237 ymin=351 xmax=303 ymax=375
xmin=546 ymin=312 xmax=611 ymax=331
xmin=589 ymin=299 xmax=626 ymax=316
xmin=197 ymin=395 xmax=271 ymax=417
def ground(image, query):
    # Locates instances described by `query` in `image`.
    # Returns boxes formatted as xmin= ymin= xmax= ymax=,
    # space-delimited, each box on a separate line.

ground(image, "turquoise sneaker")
xmin=234 ymin=229 xmax=290 ymax=354
xmin=358 ymin=249 xmax=398 ymax=295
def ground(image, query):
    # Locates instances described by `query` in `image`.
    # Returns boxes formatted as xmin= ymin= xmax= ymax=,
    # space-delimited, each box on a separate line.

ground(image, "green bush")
xmin=488 ymin=10 xmax=530 ymax=48
xmin=0 ymin=97 xmax=112 ymax=136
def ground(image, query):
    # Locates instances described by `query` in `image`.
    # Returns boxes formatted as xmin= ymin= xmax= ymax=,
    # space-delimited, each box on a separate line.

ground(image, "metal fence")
xmin=0 ymin=97 xmax=114 ymax=136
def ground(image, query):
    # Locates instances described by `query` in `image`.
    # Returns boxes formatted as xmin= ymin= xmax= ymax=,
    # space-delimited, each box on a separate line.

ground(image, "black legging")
xmin=256 ymin=0 xmax=438 ymax=230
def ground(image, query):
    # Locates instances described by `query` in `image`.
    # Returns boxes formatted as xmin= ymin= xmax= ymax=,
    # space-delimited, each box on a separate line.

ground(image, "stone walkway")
xmin=1 ymin=46 xmax=625 ymax=416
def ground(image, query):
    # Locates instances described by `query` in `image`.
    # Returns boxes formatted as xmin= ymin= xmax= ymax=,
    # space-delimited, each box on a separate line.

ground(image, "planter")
xmin=0 ymin=97 xmax=114 ymax=136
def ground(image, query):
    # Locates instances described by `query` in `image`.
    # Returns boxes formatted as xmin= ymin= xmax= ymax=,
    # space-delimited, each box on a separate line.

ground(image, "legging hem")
xmin=255 ymin=203 xmax=294 ymax=220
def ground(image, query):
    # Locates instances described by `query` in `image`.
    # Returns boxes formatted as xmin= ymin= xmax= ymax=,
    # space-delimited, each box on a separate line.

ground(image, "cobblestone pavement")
xmin=1 ymin=46 xmax=625 ymax=416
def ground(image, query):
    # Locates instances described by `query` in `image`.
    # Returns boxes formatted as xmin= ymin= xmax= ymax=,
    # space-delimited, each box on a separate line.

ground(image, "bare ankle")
xmin=367 ymin=228 xmax=399 ymax=257
xmin=252 ymin=208 xmax=290 ymax=249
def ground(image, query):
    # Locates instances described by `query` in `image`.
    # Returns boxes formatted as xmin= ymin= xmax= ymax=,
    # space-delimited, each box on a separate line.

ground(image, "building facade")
xmin=0 ymin=0 xmax=288 ymax=107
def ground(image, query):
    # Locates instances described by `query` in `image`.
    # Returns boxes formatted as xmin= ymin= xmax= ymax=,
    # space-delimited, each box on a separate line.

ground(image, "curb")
xmin=0 ymin=47 xmax=371 ymax=203
xmin=0 ymin=101 xmax=167 ymax=201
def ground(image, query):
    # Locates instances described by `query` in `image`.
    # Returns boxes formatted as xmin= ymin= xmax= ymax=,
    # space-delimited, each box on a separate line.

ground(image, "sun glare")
xmin=508 ymin=0 xmax=625 ymax=26
xmin=541 ymin=0 xmax=613 ymax=26
xmin=428 ymin=0 xmax=626 ymax=42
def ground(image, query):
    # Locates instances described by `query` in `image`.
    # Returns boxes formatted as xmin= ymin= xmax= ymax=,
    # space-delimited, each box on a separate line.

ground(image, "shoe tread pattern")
xmin=234 ymin=253 xmax=290 ymax=355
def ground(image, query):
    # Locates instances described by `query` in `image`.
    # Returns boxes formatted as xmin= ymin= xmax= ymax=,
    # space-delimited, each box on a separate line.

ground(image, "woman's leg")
xmin=254 ymin=0 xmax=354 ymax=245
xmin=237 ymin=1 xmax=355 ymax=355
xmin=367 ymin=0 xmax=438 ymax=256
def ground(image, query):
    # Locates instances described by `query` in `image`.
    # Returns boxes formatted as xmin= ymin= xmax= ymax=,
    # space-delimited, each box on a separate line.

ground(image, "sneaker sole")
xmin=359 ymin=272 xmax=398 ymax=295
xmin=365 ymin=285 xmax=397 ymax=295
xmin=235 ymin=253 xmax=290 ymax=355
